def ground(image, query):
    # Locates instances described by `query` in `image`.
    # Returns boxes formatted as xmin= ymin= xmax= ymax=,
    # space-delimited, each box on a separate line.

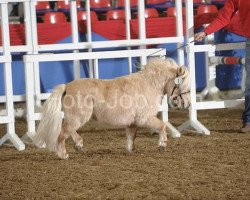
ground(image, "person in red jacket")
xmin=195 ymin=0 xmax=250 ymax=133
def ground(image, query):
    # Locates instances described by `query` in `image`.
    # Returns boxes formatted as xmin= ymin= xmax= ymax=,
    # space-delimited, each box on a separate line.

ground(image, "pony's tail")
xmin=32 ymin=84 xmax=66 ymax=152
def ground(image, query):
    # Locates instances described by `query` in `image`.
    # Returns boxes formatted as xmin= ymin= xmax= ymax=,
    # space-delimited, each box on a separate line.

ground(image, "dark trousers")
xmin=242 ymin=39 xmax=250 ymax=124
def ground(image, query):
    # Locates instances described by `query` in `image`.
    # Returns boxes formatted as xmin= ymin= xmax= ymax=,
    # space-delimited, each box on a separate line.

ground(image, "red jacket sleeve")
xmin=204 ymin=0 xmax=238 ymax=35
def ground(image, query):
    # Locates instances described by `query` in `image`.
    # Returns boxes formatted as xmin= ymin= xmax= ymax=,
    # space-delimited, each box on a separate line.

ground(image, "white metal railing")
xmin=0 ymin=2 xmax=25 ymax=150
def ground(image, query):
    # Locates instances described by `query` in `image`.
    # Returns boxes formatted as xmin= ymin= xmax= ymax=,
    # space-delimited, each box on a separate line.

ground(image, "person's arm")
xmin=204 ymin=0 xmax=238 ymax=35
xmin=194 ymin=0 xmax=238 ymax=41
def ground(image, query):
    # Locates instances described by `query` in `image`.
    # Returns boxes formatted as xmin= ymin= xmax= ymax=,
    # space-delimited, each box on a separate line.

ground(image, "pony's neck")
xmin=139 ymin=70 xmax=170 ymax=95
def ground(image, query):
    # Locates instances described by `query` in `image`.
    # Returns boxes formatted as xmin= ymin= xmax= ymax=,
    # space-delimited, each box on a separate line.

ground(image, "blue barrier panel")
xmin=40 ymin=33 xmax=141 ymax=92
xmin=0 ymin=64 xmax=4 ymax=95
xmin=88 ymin=32 xmax=139 ymax=79
xmin=0 ymin=54 xmax=26 ymax=95
xmin=214 ymin=30 xmax=246 ymax=90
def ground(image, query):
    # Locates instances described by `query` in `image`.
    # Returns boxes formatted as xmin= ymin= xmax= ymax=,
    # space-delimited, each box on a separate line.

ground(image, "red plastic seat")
xmin=35 ymin=1 xmax=51 ymax=10
xmin=90 ymin=0 xmax=114 ymax=13
xmin=197 ymin=4 xmax=218 ymax=15
xmin=106 ymin=9 xmax=125 ymax=20
xmin=35 ymin=1 xmax=52 ymax=15
xmin=144 ymin=8 xmax=159 ymax=18
xmin=167 ymin=7 xmax=186 ymax=17
xmin=136 ymin=8 xmax=158 ymax=18
xmin=77 ymin=11 xmax=98 ymax=22
xmin=117 ymin=0 xmax=138 ymax=7
xmin=43 ymin=12 xmax=67 ymax=24
xmin=57 ymin=0 xmax=81 ymax=12
xmin=167 ymin=7 xmax=176 ymax=17
xmin=90 ymin=0 xmax=112 ymax=8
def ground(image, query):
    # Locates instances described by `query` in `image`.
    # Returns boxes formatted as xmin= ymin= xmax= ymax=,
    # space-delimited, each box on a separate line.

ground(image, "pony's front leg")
xmin=71 ymin=131 xmax=84 ymax=151
xmin=126 ymin=125 xmax=137 ymax=153
xmin=145 ymin=116 xmax=167 ymax=149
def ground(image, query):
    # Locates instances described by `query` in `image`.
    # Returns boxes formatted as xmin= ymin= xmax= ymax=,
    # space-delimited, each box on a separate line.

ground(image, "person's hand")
xmin=194 ymin=32 xmax=207 ymax=42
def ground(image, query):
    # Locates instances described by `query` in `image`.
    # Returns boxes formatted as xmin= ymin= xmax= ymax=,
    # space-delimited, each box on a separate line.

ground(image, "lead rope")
xmin=134 ymin=40 xmax=195 ymax=69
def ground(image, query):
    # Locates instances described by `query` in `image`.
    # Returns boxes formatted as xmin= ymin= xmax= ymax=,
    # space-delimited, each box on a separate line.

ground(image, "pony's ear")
xmin=177 ymin=66 xmax=187 ymax=77
xmin=174 ymin=66 xmax=188 ymax=85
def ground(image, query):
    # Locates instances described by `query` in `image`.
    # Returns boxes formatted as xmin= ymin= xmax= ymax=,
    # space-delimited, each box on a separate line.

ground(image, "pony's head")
xmin=166 ymin=65 xmax=190 ymax=109
xmin=139 ymin=57 xmax=190 ymax=109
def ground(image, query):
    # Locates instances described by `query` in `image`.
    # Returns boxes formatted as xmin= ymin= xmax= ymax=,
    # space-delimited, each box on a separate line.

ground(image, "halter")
xmin=171 ymin=85 xmax=190 ymax=99
xmin=169 ymin=76 xmax=190 ymax=107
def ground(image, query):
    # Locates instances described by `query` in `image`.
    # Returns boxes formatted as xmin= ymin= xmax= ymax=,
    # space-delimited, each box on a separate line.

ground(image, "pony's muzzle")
xmin=169 ymin=96 xmax=189 ymax=109
xmin=168 ymin=97 xmax=180 ymax=108
xmin=185 ymin=103 xmax=191 ymax=109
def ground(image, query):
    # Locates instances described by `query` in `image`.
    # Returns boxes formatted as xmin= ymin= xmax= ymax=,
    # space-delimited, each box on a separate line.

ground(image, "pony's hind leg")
xmin=71 ymin=112 xmax=93 ymax=152
xmin=56 ymin=119 xmax=81 ymax=159
xmin=57 ymin=93 xmax=94 ymax=159
xmin=145 ymin=116 xmax=167 ymax=149
xmin=126 ymin=125 xmax=137 ymax=153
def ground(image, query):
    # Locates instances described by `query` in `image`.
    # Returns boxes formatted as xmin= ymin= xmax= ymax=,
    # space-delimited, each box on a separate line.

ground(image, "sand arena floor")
xmin=0 ymin=108 xmax=250 ymax=200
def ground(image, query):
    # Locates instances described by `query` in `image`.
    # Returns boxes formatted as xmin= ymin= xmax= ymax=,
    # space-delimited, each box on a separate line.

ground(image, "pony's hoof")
xmin=126 ymin=149 xmax=134 ymax=153
xmin=126 ymin=145 xmax=134 ymax=153
xmin=56 ymin=152 xmax=69 ymax=160
xmin=158 ymin=142 xmax=167 ymax=151
xmin=61 ymin=154 xmax=69 ymax=160
xmin=75 ymin=145 xmax=84 ymax=152
xmin=158 ymin=141 xmax=167 ymax=148
xmin=158 ymin=145 xmax=166 ymax=152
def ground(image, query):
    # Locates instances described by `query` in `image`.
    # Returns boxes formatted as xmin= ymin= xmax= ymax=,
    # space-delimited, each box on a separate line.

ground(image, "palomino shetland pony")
xmin=32 ymin=57 xmax=190 ymax=159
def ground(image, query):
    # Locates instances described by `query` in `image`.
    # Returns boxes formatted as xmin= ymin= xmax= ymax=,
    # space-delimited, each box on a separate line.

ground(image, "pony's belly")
xmin=94 ymin=111 xmax=135 ymax=127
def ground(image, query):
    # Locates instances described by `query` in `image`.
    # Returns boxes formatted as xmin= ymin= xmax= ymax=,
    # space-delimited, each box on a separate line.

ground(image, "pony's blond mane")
xmin=139 ymin=57 xmax=177 ymax=79
xmin=131 ymin=57 xmax=178 ymax=93
xmin=140 ymin=57 xmax=177 ymax=75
